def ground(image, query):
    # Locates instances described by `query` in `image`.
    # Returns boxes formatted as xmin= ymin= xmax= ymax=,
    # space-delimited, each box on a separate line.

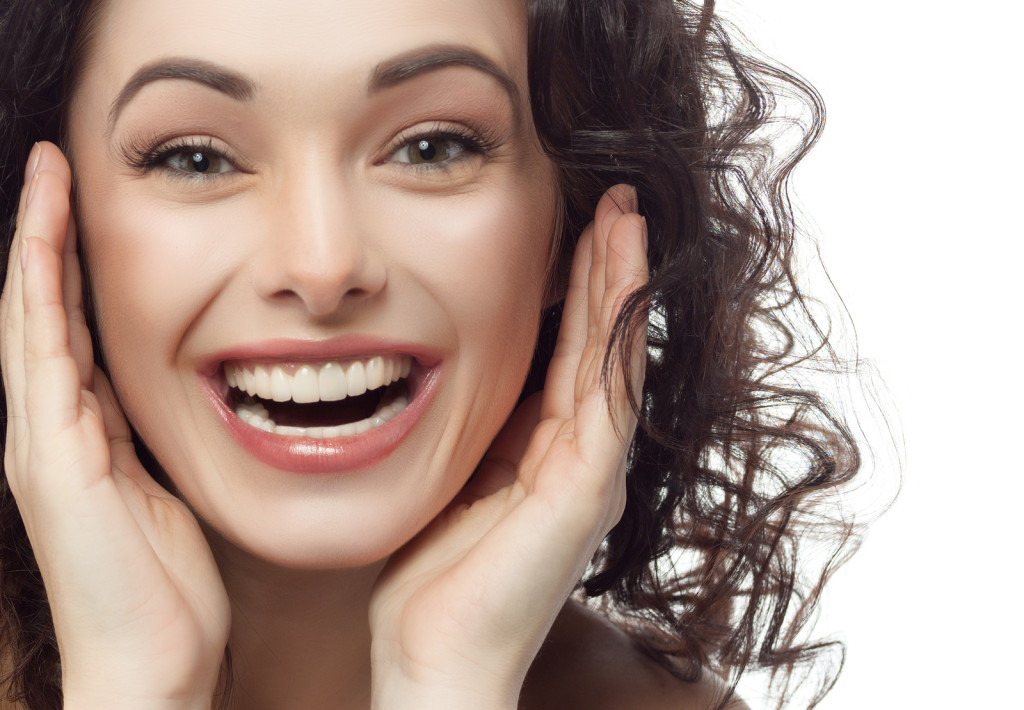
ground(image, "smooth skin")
xmin=1 ymin=144 xmax=719 ymax=710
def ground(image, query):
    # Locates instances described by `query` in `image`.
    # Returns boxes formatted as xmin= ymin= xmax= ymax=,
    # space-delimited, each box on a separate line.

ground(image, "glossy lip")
xmin=200 ymin=336 xmax=443 ymax=474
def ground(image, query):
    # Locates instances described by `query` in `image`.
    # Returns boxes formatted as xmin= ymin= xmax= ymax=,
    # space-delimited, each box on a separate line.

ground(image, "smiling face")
xmin=67 ymin=0 xmax=557 ymax=568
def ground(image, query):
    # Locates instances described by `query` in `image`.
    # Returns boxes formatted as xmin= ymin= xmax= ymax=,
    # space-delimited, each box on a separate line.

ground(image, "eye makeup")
xmin=117 ymin=133 xmax=242 ymax=182
xmin=382 ymin=121 xmax=508 ymax=172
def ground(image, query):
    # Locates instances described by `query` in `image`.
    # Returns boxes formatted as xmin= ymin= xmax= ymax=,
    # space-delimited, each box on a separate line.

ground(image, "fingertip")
xmin=595 ymin=185 xmax=638 ymax=239
xmin=24 ymin=142 xmax=41 ymax=184
xmin=606 ymin=212 xmax=649 ymax=277
xmin=34 ymin=141 xmax=73 ymax=191
xmin=604 ymin=184 xmax=638 ymax=215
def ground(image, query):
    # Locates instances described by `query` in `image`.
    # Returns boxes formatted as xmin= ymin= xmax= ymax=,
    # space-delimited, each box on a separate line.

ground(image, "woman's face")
xmin=68 ymin=0 xmax=557 ymax=568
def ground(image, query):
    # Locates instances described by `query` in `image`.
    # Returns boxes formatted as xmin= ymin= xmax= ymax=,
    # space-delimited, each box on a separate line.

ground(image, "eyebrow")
xmin=368 ymin=45 xmax=522 ymax=119
xmin=106 ymin=46 xmax=522 ymax=133
xmin=107 ymin=58 xmax=257 ymax=132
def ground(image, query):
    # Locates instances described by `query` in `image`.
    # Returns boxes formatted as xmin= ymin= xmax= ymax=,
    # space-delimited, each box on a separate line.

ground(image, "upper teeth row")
xmin=225 ymin=355 xmax=411 ymax=403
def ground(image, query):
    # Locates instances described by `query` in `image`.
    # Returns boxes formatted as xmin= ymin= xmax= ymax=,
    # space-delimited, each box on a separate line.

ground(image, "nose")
xmin=252 ymin=167 xmax=386 ymax=317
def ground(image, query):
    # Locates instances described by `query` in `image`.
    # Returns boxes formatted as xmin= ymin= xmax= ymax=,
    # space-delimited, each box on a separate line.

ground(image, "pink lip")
xmin=200 ymin=336 xmax=442 ymax=474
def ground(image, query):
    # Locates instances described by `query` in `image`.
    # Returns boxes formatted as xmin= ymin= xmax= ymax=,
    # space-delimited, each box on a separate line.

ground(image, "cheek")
xmin=78 ymin=189 xmax=245 ymax=360
xmin=380 ymin=184 xmax=556 ymax=340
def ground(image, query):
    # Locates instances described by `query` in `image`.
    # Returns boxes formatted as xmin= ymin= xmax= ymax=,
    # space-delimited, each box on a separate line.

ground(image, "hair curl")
xmin=0 ymin=1 xmax=864 ymax=708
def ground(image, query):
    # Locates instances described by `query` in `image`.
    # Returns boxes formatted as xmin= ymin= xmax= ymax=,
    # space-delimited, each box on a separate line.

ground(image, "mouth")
xmin=203 ymin=339 xmax=441 ymax=474
xmin=224 ymin=354 xmax=413 ymax=439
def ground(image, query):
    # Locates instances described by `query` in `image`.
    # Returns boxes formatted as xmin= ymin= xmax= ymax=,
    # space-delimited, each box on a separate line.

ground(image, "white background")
xmin=717 ymin=1 xmax=1024 ymax=707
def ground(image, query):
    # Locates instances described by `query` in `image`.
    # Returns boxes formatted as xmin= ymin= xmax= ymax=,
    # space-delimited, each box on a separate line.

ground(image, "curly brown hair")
xmin=0 ymin=1 xmax=865 ymax=708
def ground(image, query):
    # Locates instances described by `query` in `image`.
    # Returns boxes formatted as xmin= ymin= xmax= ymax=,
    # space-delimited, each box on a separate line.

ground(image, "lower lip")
xmin=205 ymin=367 xmax=440 ymax=474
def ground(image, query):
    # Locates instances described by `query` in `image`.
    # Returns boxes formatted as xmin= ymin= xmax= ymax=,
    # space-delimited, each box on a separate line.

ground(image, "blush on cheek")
xmin=83 ymin=194 xmax=247 ymax=343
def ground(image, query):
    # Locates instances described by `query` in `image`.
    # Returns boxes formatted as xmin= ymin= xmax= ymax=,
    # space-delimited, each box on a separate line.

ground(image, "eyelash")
xmin=120 ymin=136 xmax=235 ymax=181
xmin=118 ymin=123 xmax=504 ymax=181
xmin=383 ymin=124 xmax=503 ymax=171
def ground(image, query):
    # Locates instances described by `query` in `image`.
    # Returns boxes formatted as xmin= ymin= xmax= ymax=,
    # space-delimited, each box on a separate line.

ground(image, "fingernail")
xmin=24 ymin=142 xmax=41 ymax=184
xmin=21 ymin=238 xmax=30 ymax=272
xmin=641 ymin=216 xmax=648 ymax=252
xmin=626 ymin=185 xmax=639 ymax=214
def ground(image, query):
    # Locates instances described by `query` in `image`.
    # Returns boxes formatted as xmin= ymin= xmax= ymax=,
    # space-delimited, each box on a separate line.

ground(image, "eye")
xmin=163 ymin=148 xmax=233 ymax=176
xmin=388 ymin=131 xmax=485 ymax=168
xmin=391 ymin=137 xmax=466 ymax=165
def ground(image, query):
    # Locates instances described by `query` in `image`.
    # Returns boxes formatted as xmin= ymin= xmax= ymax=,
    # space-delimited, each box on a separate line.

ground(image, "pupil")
xmin=191 ymin=152 xmax=211 ymax=172
xmin=416 ymin=140 xmax=437 ymax=162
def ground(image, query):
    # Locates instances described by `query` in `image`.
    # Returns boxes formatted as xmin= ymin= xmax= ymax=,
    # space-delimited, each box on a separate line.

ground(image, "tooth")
xmin=322 ymin=423 xmax=345 ymax=438
xmin=306 ymin=427 xmax=324 ymax=439
xmin=381 ymin=357 xmax=395 ymax=385
xmin=400 ymin=356 xmax=411 ymax=378
xmin=318 ymin=362 xmax=347 ymax=401
xmin=243 ymin=368 xmax=257 ymax=397
xmin=247 ymin=409 xmax=276 ymax=433
xmin=254 ymin=365 xmax=272 ymax=399
xmin=226 ymin=366 xmax=238 ymax=388
xmin=276 ymin=425 xmax=306 ymax=437
xmin=365 ymin=356 xmax=384 ymax=391
xmin=270 ymin=366 xmax=291 ymax=402
xmin=292 ymin=365 xmax=319 ymax=404
xmin=346 ymin=361 xmax=367 ymax=397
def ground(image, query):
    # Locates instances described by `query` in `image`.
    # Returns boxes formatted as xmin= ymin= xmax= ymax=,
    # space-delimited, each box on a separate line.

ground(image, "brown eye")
xmin=392 ymin=137 xmax=466 ymax=166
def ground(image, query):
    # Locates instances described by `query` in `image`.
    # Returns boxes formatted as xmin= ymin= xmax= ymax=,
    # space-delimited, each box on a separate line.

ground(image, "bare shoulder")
xmin=521 ymin=601 xmax=748 ymax=710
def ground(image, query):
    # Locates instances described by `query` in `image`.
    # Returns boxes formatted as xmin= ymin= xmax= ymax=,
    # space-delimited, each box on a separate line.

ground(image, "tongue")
xmin=263 ymin=390 xmax=383 ymax=427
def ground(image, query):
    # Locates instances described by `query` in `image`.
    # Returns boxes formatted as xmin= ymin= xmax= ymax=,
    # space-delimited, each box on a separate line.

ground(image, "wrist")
xmin=64 ymin=698 xmax=211 ymax=710
xmin=371 ymin=681 xmax=517 ymax=710
xmin=368 ymin=620 xmax=535 ymax=710
xmin=63 ymin=679 xmax=214 ymax=710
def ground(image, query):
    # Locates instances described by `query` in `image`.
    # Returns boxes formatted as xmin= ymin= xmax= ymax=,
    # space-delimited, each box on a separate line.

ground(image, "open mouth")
xmin=223 ymin=354 xmax=413 ymax=439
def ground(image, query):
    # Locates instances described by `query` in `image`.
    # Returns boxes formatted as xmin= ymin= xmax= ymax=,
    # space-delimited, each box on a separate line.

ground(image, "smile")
xmin=224 ymin=355 xmax=413 ymax=439
xmin=204 ymin=342 xmax=441 ymax=474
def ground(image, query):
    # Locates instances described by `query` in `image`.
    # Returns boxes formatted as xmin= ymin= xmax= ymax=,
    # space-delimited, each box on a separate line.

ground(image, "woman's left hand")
xmin=369 ymin=184 xmax=648 ymax=710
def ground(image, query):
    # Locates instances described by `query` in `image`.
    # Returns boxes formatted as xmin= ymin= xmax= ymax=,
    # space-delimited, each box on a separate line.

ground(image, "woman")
xmin=0 ymin=0 xmax=861 ymax=708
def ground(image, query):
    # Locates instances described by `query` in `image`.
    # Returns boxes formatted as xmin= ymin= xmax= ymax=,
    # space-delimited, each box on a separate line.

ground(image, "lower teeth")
xmin=233 ymin=392 xmax=409 ymax=439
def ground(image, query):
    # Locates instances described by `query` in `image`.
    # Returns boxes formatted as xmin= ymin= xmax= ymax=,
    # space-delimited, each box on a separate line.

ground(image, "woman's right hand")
xmin=0 ymin=142 xmax=230 ymax=710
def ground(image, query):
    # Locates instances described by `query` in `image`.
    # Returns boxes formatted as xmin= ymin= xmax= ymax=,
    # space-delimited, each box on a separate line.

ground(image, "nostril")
xmin=255 ymin=246 xmax=387 ymax=316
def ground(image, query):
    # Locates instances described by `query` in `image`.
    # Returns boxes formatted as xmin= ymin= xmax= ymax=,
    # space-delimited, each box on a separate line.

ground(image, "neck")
xmin=209 ymin=536 xmax=384 ymax=710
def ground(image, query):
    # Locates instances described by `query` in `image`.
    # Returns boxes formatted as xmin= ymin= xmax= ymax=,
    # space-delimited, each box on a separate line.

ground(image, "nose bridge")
xmin=255 ymin=156 xmax=385 ymax=315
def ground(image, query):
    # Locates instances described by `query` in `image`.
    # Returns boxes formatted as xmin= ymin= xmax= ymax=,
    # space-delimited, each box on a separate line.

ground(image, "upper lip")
xmin=197 ymin=335 xmax=443 ymax=378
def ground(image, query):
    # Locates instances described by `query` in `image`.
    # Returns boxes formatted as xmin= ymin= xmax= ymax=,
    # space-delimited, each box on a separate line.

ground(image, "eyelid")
xmin=381 ymin=121 xmax=506 ymax=170
xmin=116 ymin=133 xmax=245 ymax=181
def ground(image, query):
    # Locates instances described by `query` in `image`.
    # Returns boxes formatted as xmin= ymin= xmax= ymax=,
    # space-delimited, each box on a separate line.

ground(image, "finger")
xmin=92 ymin=369 xmax=168 ymax=498
xmin=588 ymin=185 xmax=637 ymax=339
xmin=575 ymin=211 xmax=647 ymax=463
xmin=62 ymin=210 xmax=94 ymax=389
xmin=540 ymin=223 xmax=593 ymax=421
xmin=602 ymin=211 xmax=648 ymax=413
xmin=10 ymin=141 xmax=41 ymax=252
xmin=576 ymin=186 xmax=635 ymax=413
xmin=1 ymin=144 xmax=42 ymax=372
xmin=21 ymin=232 xmax=83 ymax=436
xmin=2 ymin=143 xmax=73 ymax=374
xmin=4 ymin=166 xmax=74 ymax=433
xmin=461 ymin=393 xmax=544 ymax=503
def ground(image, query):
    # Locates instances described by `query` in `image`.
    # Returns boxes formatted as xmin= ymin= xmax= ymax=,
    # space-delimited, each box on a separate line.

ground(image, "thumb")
xmin=455 ymin=393 xmax=543 ymax=504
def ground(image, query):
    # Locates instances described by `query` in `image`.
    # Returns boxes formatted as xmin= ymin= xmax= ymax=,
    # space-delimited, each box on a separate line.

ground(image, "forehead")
xmin=78 ymin=0 xmax=527 ymax=99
